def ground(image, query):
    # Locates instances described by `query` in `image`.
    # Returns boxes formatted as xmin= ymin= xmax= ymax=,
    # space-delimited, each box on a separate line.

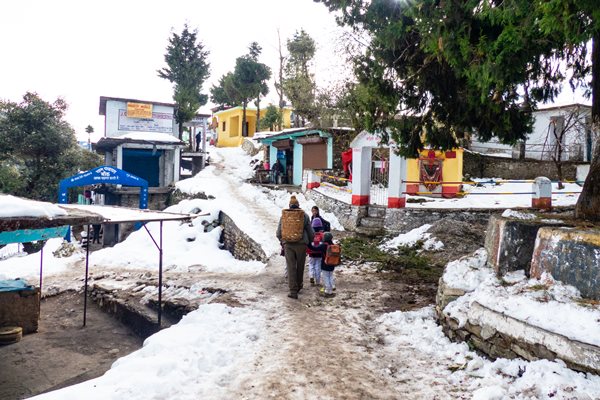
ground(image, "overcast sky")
xmin=0 ymin=0 xmax=348 ymax=141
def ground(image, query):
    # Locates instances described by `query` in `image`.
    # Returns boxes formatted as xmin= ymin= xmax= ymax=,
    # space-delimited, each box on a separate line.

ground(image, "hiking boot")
xmin=324 ymin=292 xmax=336 ymax=298
xmin=320 ymin=287 xmax=325 ymax=293
xmin=287 ymin=292 xmax=298 ymax=299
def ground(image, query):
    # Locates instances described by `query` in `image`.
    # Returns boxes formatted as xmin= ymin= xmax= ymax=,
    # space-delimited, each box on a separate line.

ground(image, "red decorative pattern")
xmin=419 ymin=159 xmax=443 ymax=191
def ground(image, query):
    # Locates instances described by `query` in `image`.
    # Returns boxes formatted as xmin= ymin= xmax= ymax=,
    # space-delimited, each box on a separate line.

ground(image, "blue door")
xmin=123 ymin=149 xmax=162 ymax=187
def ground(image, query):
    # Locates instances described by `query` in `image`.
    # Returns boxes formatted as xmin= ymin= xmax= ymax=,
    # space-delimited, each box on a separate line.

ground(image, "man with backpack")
xmin=276 ymin=195 xmax=314 ymax=299
xmin=307 ymin=232 xmax=341 ymax=297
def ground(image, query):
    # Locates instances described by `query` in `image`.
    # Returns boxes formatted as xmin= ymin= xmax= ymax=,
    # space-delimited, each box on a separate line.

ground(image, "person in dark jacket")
xmin=307 ymin=232 xmax=337 ymax=297
xmin=276 ymin=195 xmax=314 ymax=299
xmin=310 ymin=206 xmax=331 ymax=232
xmin=271 ymin=159 xmax=284 ymax=184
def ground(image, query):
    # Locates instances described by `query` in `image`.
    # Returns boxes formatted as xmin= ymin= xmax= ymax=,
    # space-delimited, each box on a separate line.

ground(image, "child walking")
xmin=307 ymin=218 xmax=325 ymax=286
xmin=307 ymin=232 xmax=340 ymax=297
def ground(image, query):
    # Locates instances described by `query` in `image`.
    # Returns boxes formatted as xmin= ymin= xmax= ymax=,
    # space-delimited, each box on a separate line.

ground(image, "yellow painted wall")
xmin=406 ymin=148 xmax=463 ymax=196
xmin=215 ymin=106 xmax=293 ymax=147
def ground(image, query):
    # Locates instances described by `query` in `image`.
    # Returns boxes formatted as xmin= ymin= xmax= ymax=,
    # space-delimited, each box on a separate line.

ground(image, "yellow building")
xmin=406 ymin=148 xmax=464 ymax=197
xmin=214 ymin=106 xmax=293 ymax=147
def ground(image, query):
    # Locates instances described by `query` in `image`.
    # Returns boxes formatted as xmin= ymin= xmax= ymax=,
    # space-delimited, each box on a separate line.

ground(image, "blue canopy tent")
xmin=58 ymin=165 xmax=149 ymax=209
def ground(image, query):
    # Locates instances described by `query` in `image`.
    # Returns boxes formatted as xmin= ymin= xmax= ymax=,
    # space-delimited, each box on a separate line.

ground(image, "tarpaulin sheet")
xmin=0 ymin=278 xmax=34 ymax=292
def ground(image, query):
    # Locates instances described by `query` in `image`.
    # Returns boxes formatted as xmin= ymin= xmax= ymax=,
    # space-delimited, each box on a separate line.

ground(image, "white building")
xmin=96 ymin=96 xmax=186 ymax=187
xmin=471 ymin=103 xmax=596 ymax=162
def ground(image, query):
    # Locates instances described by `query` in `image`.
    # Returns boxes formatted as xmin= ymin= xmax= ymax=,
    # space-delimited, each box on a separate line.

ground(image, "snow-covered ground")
xmin=315 ymin=179 xmax=581 ymax=209
xmin=32 ymin=304 xmax=267 ymax=400
xmin=444 ymin=263 xmax=600 ymax=347
xmin=1 ymin=144 xmax=599 ymax=399
xmin=379 ymin=224 xmax=444 ymax=251
xmin=377 ymin=307 xmax=600 ymax=399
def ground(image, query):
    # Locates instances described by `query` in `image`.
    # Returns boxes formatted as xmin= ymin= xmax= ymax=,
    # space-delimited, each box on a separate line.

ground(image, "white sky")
xmin=0 ymin=0 xmax=349 ymax=142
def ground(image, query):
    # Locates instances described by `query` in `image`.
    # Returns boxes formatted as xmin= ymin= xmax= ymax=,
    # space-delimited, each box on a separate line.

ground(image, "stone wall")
xmin=531 ymin=227 xmax=600 ymax=300
xmin=464 ymin=151 xmax=579 ymax=180
xmin=115 ymin=188 xmax=173 ymax=211
xmin=436 ymin=213 xmax=600 ymax=374
xmin=0 ymin=288 xmax=40 ymax=334
xmin=305 ymin=189 xmax=366 ymax=231
xmin=436 ymin=297 xmax=600 ymax=374
xmin=384 ymin=208 xmax=496 ymax=234
xmin=219 ymin=211 xmax=267 ymax=262
xmin=484 ymin=214 xmax=574 ymax=277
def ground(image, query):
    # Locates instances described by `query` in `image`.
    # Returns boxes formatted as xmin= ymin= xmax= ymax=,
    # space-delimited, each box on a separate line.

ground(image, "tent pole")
xmin=158 ymin=221 xmax=163 ymax=327
xmin=83 ymin=224 xmax=91 ymax=327
xmin=39 ymin=246 xmax=43 ymax=313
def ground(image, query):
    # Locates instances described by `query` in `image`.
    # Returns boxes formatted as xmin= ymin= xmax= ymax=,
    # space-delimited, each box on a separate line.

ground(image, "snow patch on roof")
xmin=0 ymin=195 xmax=67 ymax=218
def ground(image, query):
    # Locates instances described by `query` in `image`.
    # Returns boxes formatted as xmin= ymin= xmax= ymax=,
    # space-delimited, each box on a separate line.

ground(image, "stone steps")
xmin=359 ymin=216 xmax=385 ymax=228
xmin=367 ymin=206 xmax=387 ymax=219
xmin=355 ymin=225 xmax=385 ymax=237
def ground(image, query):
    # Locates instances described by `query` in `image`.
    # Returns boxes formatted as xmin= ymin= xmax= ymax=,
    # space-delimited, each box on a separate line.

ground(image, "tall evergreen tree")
xmin=317 ymin=0 xmax=600 ymax=220
xmin=283 ymin=30 xmax=318 ymax=126
xmin=209 ymin=43 xmax=271 ymax=137
xmin=158 ymin=24 xmax=210 ymax=143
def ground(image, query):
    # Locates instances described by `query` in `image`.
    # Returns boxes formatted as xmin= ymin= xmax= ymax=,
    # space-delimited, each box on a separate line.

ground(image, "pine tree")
xmin=283 ymin=30 xmax=318 ymax=126
xmin=158 ymin=24 xmax=210 ymax=142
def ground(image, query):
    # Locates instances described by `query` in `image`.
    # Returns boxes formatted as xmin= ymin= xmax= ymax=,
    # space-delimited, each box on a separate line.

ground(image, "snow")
xmin=0 ymin=238 xmax=82 ymax=282
xmin=176 ymin=146 xmax=343 ymax=257
xmin=0 ymin=194 xmax=67 ymax=218
xmin=445 ymin=271 xmax=600 ymax=347
xmin=91 ymin=199 xmax=265 ymax=274
xmin=113 ymin=131 xmax=182 ymax=143
xmin=379 ymin=224 xmax=444 ymax=251
xmin=377 ymin=306 xmax=600 ymax=399
xmin=313 ymin=179 xmax=582 ymax=209
xmin=3 ymin=138 xmax=597 ymax=399
xmin=501 ymin=209 xmax=537 ymax=220
xmin=31 ymin=303 xmax=267 ymax=400
xmin=59 ymin=204 xmax=193 ymax=223
xmin=441 ymin=248 xmax=492 ymax=292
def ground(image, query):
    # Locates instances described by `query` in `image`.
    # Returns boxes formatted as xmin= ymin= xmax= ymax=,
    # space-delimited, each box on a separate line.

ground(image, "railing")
xmin=401 ymin=179 xmax=582 ymax=197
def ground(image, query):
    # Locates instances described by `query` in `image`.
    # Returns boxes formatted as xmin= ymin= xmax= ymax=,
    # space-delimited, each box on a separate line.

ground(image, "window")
xmin=222 ymin=121 xmax=226 ymax=132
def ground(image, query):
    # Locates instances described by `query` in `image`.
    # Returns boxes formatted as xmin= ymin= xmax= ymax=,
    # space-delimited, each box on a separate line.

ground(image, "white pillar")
xmin=532 ymin=177 xmax=552 ymax=209
xmin=351 ymin=147 xmax=372 ymax=206
xmin=305 ymin=169 xmax=321 ymax=190
xmin=387 ymin=151 xmax=407 ymax=208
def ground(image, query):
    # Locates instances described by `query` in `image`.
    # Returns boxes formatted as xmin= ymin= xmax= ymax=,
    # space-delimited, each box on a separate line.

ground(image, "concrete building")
xmin=471 ymin=103 xmax=596 ymax=162
xmin=215 ymin=106 xmax=293 ymax=147
xmin=96 ymin=96 xmax=186 ymax=187
xmin=256 ymin=128 xmax=337 ymax=186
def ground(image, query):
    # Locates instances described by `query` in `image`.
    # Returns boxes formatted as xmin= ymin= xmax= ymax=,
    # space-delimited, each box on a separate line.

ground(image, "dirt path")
xmin=204 ymin=152 xmax=467 ymax=399
xmin=0 ymin=292 xmax=142 ymax=400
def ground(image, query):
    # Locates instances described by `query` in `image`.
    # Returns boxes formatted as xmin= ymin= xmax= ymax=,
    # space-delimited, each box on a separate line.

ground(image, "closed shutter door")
xmin=302 ymin=142 xmax=327 ymax=170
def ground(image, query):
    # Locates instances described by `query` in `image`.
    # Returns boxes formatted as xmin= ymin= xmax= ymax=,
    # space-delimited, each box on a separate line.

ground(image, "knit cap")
xmin=311 ymin=218 xmax=323 ymax=228
xmin=323 ymin=232 xmax=333 ymax=242
xmin=289 ymin=195 xmax=300 ymax=208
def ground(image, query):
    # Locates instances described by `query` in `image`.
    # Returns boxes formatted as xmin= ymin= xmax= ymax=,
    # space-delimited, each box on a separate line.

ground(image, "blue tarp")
xmin=0 ymin=278 xmax=34 ymax=292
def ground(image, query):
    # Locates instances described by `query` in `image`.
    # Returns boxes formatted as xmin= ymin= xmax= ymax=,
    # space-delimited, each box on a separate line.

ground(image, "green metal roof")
xmin=256 ymin=128 xmax=332 ymax=144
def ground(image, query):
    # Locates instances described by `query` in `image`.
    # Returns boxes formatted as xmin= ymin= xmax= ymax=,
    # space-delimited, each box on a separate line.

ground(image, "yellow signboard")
xmin=127 ymin=102 xmax=153 ymax=119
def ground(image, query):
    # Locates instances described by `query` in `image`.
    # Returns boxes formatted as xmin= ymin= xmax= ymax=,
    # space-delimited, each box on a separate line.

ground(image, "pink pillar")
xmin=351 ymin=147 xmax=372 ymax=206
xmin=387 ymin=151 xmax=407 ymax=208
